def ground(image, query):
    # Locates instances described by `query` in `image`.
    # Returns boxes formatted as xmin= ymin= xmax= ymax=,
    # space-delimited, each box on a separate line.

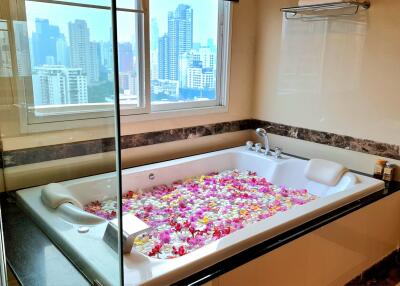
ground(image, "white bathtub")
xmin=16 ymin=147 xmax=384 ymax=286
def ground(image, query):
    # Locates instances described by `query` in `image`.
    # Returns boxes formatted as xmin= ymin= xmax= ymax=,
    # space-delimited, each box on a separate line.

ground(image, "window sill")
xmin=20 ymin=105 xmax=229 ymax=134
xmin=121 ymin=105 xmax=229 ymax=124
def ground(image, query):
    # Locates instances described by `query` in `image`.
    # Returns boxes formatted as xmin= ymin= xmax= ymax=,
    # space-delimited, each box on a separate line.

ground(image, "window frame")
xmin=17 ymin=0 xmax=233 ymax=130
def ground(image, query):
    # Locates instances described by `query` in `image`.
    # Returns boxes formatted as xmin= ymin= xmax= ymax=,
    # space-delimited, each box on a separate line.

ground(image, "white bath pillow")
xmin=41 ymin=183 xmax=84 ymax=209
xmin=305 ymin=159 xmax=348 ymax=186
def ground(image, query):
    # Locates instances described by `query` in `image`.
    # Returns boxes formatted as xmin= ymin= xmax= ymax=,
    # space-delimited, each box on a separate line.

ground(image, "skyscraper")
xmin=68 ymin=20 xmax=99 ymax=84
xmin=88 ymin=42 xmax=100 ymax=83
xmin=69 ymin=20 xmax=89 ymax=73
xmin=118 ymin=42 xmax=133 ymax=73
xmin=13 ymin=21 xmax=31 ymax=76
xmin=167 ymin=4 xmax=193 ymax=80
xmin=55 ymin=35 xmax=69 ymax=66
xmin=99 ymin=41 xmax=113 ymax=69
xmin=31 ymin=19 xmax=62 ymax=67
xmin=0 ymin=20 xmax=12 ymax=77
xmin=151 ymin=18 xmax=159 ymax=51
xmin=158 ymin=35 xmax=169 ymax=80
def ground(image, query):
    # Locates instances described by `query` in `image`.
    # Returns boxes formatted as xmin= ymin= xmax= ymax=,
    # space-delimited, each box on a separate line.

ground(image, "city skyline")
xmin=26 ymin=0 xmax=218 ymax=45
xmin=152 ymin=4 xmax=217 ymax=102
xmin=26 ymin=2 xmax=218 ymax=106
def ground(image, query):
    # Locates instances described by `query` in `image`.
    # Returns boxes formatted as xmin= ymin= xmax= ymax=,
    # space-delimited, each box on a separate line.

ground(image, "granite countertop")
xmin=1 ymin=181 xmax=399 ymax=286
xmin=1 ymin=194 xmax=90 ymax=286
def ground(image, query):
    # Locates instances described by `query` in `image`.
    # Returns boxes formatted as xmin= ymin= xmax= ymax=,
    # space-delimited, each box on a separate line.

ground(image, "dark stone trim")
xmin=3 ymin=119 xmax=400 ymax=168
xmin=3 ymin=119 xmax=255 ymax=168
xmin=3 ymin=138 xmax=116 ymax=168
xmin=256 ymin=120 xmax=400 ymax=160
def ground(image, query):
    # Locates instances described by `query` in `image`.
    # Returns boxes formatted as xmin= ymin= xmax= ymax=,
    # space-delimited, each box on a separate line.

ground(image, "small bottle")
xmin=373 ymin=159 xmax=387 ymax=179
xmin=382 ymin=163 xmax=396 ymax=182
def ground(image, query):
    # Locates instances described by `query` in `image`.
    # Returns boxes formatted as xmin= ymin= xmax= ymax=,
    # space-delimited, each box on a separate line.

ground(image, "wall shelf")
xmin=281 ymin=1 xmax=371 ymax=21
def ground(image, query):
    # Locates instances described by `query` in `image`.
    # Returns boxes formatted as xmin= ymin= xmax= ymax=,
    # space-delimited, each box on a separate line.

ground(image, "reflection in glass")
xmin=0 ymin=20 xmax=13 ymax=77
xmin=3 ymin=1 xmax=123 ymax=285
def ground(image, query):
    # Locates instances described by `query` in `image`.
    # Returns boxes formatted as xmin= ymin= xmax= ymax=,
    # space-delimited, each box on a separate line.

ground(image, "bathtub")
xmin=16 ymin=147 xmax=384 ymax=286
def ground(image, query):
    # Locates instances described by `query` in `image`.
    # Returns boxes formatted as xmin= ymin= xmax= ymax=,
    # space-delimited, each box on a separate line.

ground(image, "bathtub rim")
xmin=14 ymin=146 xmax=385 ymax=286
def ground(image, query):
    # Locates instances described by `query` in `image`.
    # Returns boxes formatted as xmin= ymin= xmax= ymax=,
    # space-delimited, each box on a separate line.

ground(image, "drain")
xmin=78 ymin=226 xmax=89 ymax=233
xmin=148 ymin=173 xmax=155 ymax=180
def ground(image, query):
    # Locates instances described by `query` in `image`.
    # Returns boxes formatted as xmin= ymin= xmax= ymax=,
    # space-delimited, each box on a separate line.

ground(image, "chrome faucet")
xmin=255 ymin=128 xmax=271 ymax=155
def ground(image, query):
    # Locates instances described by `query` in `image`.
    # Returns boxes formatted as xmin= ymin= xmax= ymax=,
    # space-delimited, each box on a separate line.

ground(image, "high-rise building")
xmin=0 ymin=20 xmax=12 ymax=77
xmin=31 ymin=19 xmax=62 ymax=67
xmin=151 ymin=18 xmax=159 ymax=52
xmin=179 ymin=51 xmax=199 ymax=88
xmin=69 ymin=20 xmax=89 ymax=73
xmin=68 ymin=20 xmax=99 ymax=84
xmin=118 ymin=42 xmax=133 ymax=73
xmin=88 ymin=42 xmax=100 ymax=83
xmin=199 ymin=47 xmax=215 ymax=70
xmin=119 ymin=72 xmax=137 ymax=96
xmin=179 ymin=48 xmax=216 ymax=90
xmin=32 ymin=65 xmax=88 ymax=105
xmin=99 ymin=41 xmax=113 ymax=69
xmin=167 ymin=4 xmax=193 ymax=80
xmin=150 ymin=50 xmax=158 ymax=81
xmin=55 ymin=35 xmax=69 ymax=66
xmin=202 ymin=68 xmax=216 ymax=89
xmin=186 ymin=63 xmax=203 ymax=89
xmin=158 ymin=35 xmax=169 ymax=80
xmin=13 ymin=21 xmax=31 ymax=76
xmin=152 ymin=4 xmax=217 ymax=101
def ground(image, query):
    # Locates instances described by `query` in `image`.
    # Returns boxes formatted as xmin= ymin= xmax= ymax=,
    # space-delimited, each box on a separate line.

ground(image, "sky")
xmin=26 ymin=0 xmax=219 ymax=45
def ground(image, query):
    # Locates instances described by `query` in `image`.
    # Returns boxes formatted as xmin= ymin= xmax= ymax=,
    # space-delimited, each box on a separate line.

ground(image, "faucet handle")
xmin=246 ymin=141 xmax=254 ymax=150
xmin=255 ymin=143 xmax=263 ymax=153
xmin=274 ymin=147 xmax=283 ymax=159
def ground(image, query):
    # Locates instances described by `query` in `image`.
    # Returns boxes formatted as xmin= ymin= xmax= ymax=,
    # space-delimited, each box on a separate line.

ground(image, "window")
xmin=19 ymin=0 xmax=232 ymax=125
xmin=149 ymin=0 xmax=231 ymax=112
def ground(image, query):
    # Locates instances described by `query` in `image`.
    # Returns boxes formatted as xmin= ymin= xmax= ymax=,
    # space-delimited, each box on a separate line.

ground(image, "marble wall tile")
xmin=3 ymin=120 xmax=252 ymax=168
xmin=256 ymin=120 xmax=400 ymax=160
xmin=3 ymin=119 xmax=400 ymax=168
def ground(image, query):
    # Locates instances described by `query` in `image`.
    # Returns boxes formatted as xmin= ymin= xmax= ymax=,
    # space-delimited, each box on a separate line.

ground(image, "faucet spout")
xmin=255 ymin=128 xmax=271 ymax=155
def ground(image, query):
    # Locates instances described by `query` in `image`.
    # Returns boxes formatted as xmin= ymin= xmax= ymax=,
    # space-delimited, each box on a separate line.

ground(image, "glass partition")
xmin=0 ymin=0 xmax=124 ymax=285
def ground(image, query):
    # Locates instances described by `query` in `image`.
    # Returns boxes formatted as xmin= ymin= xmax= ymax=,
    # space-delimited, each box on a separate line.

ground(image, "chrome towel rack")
xmin=281 ymin=1 xmax=370 ymax=21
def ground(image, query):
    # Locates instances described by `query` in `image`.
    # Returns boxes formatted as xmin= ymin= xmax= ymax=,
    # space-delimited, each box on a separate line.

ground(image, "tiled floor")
xmin=347 ymin=250 xmax=400 ymax=286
